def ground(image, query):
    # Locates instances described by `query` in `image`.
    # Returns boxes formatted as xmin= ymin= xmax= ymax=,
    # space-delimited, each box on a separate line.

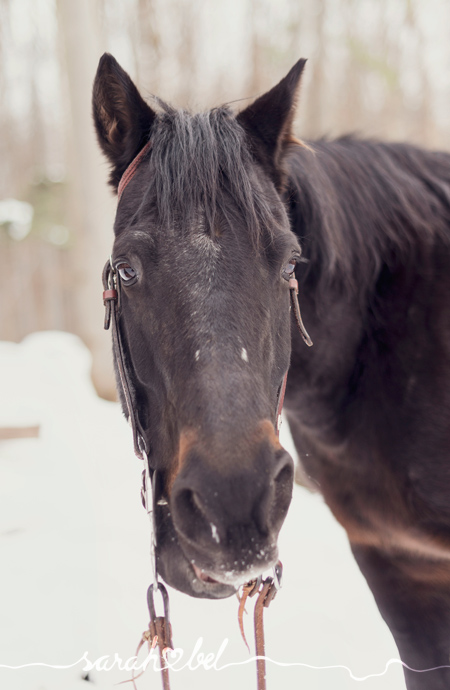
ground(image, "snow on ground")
xmin=0 ymin=332 xmax=406 ymax=690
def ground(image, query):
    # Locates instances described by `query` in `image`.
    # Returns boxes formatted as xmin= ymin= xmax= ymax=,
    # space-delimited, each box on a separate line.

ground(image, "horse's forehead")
xmin=120 ymin=201 xmax=240 ymax=253
xmin=189 ymin=231 xmax=221 ymax=258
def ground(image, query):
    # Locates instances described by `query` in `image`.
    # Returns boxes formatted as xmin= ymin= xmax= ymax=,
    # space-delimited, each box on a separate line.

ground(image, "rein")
xmin=102 ymin=142 xmax=313 ymax=690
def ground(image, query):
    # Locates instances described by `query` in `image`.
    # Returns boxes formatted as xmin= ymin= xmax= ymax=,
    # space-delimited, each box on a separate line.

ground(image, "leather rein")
xmin=102 ymin=141 xmax=313 ymax=690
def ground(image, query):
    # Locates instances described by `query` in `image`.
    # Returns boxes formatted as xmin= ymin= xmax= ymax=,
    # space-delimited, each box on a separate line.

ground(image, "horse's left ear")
xmin=237 ymin=59 xmax=306 ymax=185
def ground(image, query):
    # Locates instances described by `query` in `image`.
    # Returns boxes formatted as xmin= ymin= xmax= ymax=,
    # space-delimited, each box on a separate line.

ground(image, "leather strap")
xmin=148 ymin=582 xmax=173 ymax=690
xmin=254 ymin=580 xmax=273 ymax=690
xmin=289 ymin=277 xmax=313 ymax=347
xmin=117 ymin=141 xmax=152 ymax=202
xmin=102 ymin=260 xmax=149 ymax=460
xmin=237 ymin=570 xmax=282 ymax=690
xmin=275 ymin=371 xmax=288 ymax=437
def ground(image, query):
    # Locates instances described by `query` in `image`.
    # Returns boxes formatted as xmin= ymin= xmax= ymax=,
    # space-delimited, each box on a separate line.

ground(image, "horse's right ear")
xmin=92 ymin=53 xmax=156 ymax=190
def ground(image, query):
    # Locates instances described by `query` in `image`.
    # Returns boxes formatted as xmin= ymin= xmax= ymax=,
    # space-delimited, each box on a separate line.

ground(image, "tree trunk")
xmin=56 ymin=0 xmax=116 ymax=399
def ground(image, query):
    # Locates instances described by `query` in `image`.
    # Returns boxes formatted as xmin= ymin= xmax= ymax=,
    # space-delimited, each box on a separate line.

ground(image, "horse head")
xmin=93 ymin=54 xmax=306 ymax=599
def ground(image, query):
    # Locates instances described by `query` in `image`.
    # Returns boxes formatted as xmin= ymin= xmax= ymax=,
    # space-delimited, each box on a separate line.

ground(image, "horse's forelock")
xmin=134 ymin=105 xmax=284 ymax=245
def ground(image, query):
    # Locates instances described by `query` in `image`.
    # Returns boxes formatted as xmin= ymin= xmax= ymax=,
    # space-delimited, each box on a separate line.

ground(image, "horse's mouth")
xmin=155 ymin=491 xmax=281 ymax=598
xmin=192 ymin=563 xmax=223 ymax=585
xmin=190 ymin=552 xmax=279 ymax=589
xmin=155 ymin=503 xmax=237 ymax=598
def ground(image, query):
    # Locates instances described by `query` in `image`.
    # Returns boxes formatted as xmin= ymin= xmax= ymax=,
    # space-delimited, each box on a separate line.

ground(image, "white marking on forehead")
xmin=195 ymin=350 xmax=200 ymax=361
xmin=241 ymin=347 xmax=248 ymax=362
xmin=190 ymin=210 xmax=220 ymax=256
xmin=191 ymin=231 xmax=220 ymax=256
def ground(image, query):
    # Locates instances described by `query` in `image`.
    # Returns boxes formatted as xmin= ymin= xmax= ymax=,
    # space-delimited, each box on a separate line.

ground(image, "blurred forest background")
xmin=1 ymin=0 xmax=449 ymax=399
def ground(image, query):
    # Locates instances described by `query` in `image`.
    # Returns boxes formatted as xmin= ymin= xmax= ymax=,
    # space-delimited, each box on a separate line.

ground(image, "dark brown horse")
xmin=93 ymin=54 xmax=450 ymax=689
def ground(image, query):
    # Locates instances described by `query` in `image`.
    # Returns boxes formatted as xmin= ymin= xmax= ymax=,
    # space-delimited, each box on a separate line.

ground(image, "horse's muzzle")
xmin=155 ymin=425 xmax=294 ymax=598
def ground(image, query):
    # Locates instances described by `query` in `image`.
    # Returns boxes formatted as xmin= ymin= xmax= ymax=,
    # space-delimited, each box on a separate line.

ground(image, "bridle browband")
xmin=102 ymin=141 xmax=313 ymax=690
xmin=117 ymin=140 xmax=152 ymax=202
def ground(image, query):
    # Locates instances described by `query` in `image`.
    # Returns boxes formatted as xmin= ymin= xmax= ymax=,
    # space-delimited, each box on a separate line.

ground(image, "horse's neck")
xmin=285 ymin=144 xmax=369 ymax=387
xmin=285 ymin=141 xmax=381 ymax=297
xmin=285 ymin=140 xmax=450 ymax=448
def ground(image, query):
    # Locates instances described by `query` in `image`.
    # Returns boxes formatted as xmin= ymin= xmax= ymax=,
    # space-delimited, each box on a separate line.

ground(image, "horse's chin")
xmin=156 ymin=544 xmax=237 ymax=599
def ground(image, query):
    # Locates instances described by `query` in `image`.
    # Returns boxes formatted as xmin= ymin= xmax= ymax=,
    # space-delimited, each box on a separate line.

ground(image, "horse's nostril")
xmin=271 ymin=456 xmax=294 ymax=530
xmin=274 ymin=460 xmax=294 ymax=493
xmin=191 ymin=490 xmax=207 ymax=516
xmin=172 ymin=488 xmax=212 ymax=545
xmin=171 ymin=444 xmax=294 ymax=558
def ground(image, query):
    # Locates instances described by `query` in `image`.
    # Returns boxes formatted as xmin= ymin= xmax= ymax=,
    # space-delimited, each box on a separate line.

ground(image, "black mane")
xmin=287 ymin=138 xmax=450 ymax=298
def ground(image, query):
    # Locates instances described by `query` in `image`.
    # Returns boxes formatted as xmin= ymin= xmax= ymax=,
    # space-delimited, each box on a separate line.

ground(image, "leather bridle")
xmin=101 ymin=141 xmax=313 ymax=690
xmin=102 ymin=259 xmax=149 ymax=461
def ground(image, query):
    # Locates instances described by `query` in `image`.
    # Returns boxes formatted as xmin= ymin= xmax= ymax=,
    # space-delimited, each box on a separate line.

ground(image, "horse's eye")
xmin=117 ymin=262 xmax=137 ymax=283
xmin=282 ymin=259 xmax=297 ymax=280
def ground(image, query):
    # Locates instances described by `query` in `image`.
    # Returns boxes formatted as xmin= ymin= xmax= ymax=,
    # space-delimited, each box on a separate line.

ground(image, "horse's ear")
xmin=92 ymin=53 xmax=156 ymax=190
xmin=237 ymin=59 xmax=306 ymax=185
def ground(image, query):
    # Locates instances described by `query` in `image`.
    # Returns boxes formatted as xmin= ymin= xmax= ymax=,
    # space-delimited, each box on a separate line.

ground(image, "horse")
xmin=93 ymin=53 xmax=450 ymax=690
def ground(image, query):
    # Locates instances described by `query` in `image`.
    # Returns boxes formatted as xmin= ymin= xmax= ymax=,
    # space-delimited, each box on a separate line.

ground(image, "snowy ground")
xmin=0 ymin=332 xmax=406 ymax=690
